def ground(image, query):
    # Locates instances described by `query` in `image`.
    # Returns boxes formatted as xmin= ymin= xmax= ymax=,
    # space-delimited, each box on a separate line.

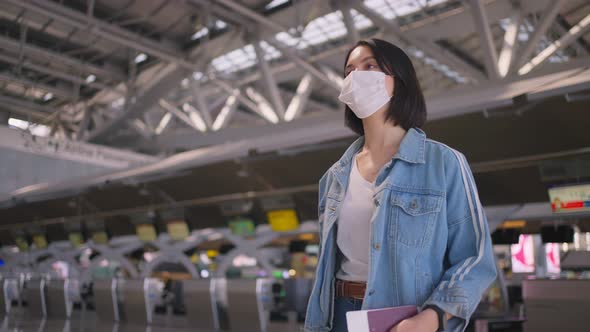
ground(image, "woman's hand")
xmin=388 ymin=308 xmax=439 ymax=332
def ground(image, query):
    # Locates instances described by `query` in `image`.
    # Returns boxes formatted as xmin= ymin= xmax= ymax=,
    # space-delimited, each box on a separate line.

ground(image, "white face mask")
xmin=338 ymin=71 xmax=392 ymax=119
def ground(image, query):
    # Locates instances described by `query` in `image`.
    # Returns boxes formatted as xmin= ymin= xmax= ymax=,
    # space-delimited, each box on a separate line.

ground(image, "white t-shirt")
xmin=335 ymin=154 xmax=375 ymax=282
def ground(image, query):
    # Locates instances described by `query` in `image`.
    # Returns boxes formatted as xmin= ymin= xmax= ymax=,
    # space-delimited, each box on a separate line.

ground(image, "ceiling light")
xmin=155 ymin=113 xmax=172 ymax=135
xmin=85 ymin=74 xmax=96 ymax=83
xmin=8 ymin=117 xmax=28 ymax=129
xmin=215 ymin=20 xmax=227 ymax=29
xmin=191 ymin=27 xmax=209 ymax=40
xmin=265 ymin=0 xmax=289 ymax=10
xmin=182 ymin=103 xmax=207 ymax=132
xmin=134 ymin=53 xmax=148 ymax=63
xmin=181 ymin=78 xmax=190 ymax=88
xmin=245 ymin=87 xmax=279 ymax=123
xmin=43 ymin=92 xmax=54 ymax=101
xmin=212 ymin=94 xmax=238 ymax=131
xmin=193 ymin=72 xmax=204 ymax=81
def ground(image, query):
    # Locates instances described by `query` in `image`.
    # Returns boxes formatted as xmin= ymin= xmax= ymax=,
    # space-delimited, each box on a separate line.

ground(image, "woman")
xmin=304 ymin=39 xmax=497 ymax=332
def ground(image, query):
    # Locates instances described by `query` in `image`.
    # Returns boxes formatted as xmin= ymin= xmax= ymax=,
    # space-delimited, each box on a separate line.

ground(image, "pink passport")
xmin=346 ymin=305 xmax=418 ymax=332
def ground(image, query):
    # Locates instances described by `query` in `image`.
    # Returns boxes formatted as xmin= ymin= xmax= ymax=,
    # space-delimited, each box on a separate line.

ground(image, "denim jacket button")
xmin=374 ymin=199 xmax=380 ymax=206
xmin=373 ymin=243 xmax=380 ymax=250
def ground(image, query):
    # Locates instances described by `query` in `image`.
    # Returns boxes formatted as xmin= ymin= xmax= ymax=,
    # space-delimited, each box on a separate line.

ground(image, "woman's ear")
xmin=385 ymin=75 xmax=395 ymax=97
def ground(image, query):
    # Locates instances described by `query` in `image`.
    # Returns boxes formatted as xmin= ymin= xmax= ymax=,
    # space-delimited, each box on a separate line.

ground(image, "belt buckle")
xmin=354 ymin=285 xmax=366 ymax=300
xmin=350 ymin=282 xmax=365 ymax=300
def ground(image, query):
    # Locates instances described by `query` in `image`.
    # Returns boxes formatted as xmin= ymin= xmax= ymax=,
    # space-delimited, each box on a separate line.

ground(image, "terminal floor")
xmin=0 ymin=317 xmax=209 ymax=332
xmin=0 ymin=311 xmax=303 ymax=332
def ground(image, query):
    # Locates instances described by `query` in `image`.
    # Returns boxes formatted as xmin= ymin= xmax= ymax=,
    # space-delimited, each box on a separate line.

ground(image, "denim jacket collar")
xmin=330 ymin=127 xmax=426 ymax=174
xmin=329 ymin=128 xmax=426 ymax=190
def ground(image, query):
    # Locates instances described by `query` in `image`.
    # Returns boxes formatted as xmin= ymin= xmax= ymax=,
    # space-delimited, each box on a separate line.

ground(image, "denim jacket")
xmin=304 ymin=128 xmax=497 ymax=332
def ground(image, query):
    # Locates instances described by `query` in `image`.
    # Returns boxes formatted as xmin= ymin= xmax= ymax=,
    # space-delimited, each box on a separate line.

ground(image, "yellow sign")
xmin=502 ymin=220 xmax=526 ymax=229
xmin=167 ymin=220 xmax=189 ymax=241
xmin=136 ymin=224 xmax=157 ymax=242
xmin=298 ymin=233 xmax=315 ymax=241
xmin=267 ymin=209 xmax=299 ymax=232
xmin=69 ymin=232 xmax=83 ymax=247
xmin=207 ymin=250 xmax=219 ymax=258
xmin=15 ymin=236 xmax=28 ymax=252
xmin=33 ymin=234 xmax=48 ymax=249
xmin=92 ymin=231 xmax=109 ymax=245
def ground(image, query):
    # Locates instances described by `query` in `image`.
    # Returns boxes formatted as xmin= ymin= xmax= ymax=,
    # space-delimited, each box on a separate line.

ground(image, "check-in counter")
xmin=226 ymin=278 xmax=273 ymax=332
xmin=0 ymin=277 xmax=5 ymax=315
xmin=523 ymin=278 xmax=590 ymax=332
xmin=46 ymin=278 xmax=81 ymax=318
xmin=23 ymin=277 xmax=47 ymax=317
xmin=93 ymin=279 xmax=122 ymax=322
xmin=183 ymin=278 xmax=221 ymax=330
xmin=119 ymin=278 xmax=163 ymax=325
xmin=2 ymin=278 xmax=22 ymax=314
xmin=283 ymin=278 xmax=312 ymax=317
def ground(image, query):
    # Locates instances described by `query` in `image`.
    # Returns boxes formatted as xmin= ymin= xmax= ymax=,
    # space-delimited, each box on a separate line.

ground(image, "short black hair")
xmin=343 ymin=39 xmax=427 ymax=135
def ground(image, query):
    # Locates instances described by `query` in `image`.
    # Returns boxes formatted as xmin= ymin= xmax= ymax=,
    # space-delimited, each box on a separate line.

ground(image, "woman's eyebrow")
xmin=345 ymin=56 xmax=377 ymax=70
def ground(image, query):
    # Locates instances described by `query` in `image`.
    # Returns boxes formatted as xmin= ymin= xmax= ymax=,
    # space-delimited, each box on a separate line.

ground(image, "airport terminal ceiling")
xmin=1 ymin=0 xmax=590 ymax=237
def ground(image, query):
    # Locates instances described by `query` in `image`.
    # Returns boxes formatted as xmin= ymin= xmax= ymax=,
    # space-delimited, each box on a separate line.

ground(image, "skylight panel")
xmin=212 ymin=44 xmax=257 ymax=73
xmin=364 ymin=0 xmax=398 ymax=19
xmin=275 ymin=32 xmax=300 ymax=47
xmin=297 ymin=10 xmax=347 ymax=47
xmin=208 ymin=0 xmax=451 ymax=76
xmin=407 ymin=47 xmax=467 ymax=83
xmin=350 ymin=9 xmax=373 ymax=30
xmin=364 ymin=0 xmax=448 ymax=20
xmin=260 ymin=41 xmax=282 ymax=61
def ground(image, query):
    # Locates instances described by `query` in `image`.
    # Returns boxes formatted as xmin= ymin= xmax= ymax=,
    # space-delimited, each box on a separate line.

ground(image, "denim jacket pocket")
xmin=390 ymin=192 xmax=442 ymax=248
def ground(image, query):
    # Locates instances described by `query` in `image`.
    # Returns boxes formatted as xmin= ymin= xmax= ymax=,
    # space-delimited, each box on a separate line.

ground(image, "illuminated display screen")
xmin=545 ymin=243 xmax=561 ymax=274
xmin=229 ymin=219 xmax=255 ymax=236
xmin=167 ymin=220 xmax=190 ymax=241
xmin=511 ymin=234 xmax=535 ymax=273
xmin=548 ymin=183 xmax=590 ymax=213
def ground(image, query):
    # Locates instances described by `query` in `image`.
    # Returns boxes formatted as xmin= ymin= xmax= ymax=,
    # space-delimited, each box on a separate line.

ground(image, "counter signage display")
xmin=166 ymin=220 xmax=190 ymax=241
xmin=136 ymin=224 xmax=157 ymax=242
xmin=267 ymin=209 xmax=299 ymax=232
xmin=548 ymin=183 xmax=590 ymax=213
xmin=15 ymin=236 xmax=28 ymax=252
xmin=229 ymin=219 xmax=256 ymax=236
xmin=69 ymin=232 xmax=83 ymax=247
xmin=92 ymin=231 xmax=109 ymax=245
xmin=33 ymin=234 xmax=48 ymax=249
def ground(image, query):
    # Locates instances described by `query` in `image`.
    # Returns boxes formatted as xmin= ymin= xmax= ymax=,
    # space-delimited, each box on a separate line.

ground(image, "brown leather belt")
xmin=335 ymin=279 xmax=367 ymax=299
